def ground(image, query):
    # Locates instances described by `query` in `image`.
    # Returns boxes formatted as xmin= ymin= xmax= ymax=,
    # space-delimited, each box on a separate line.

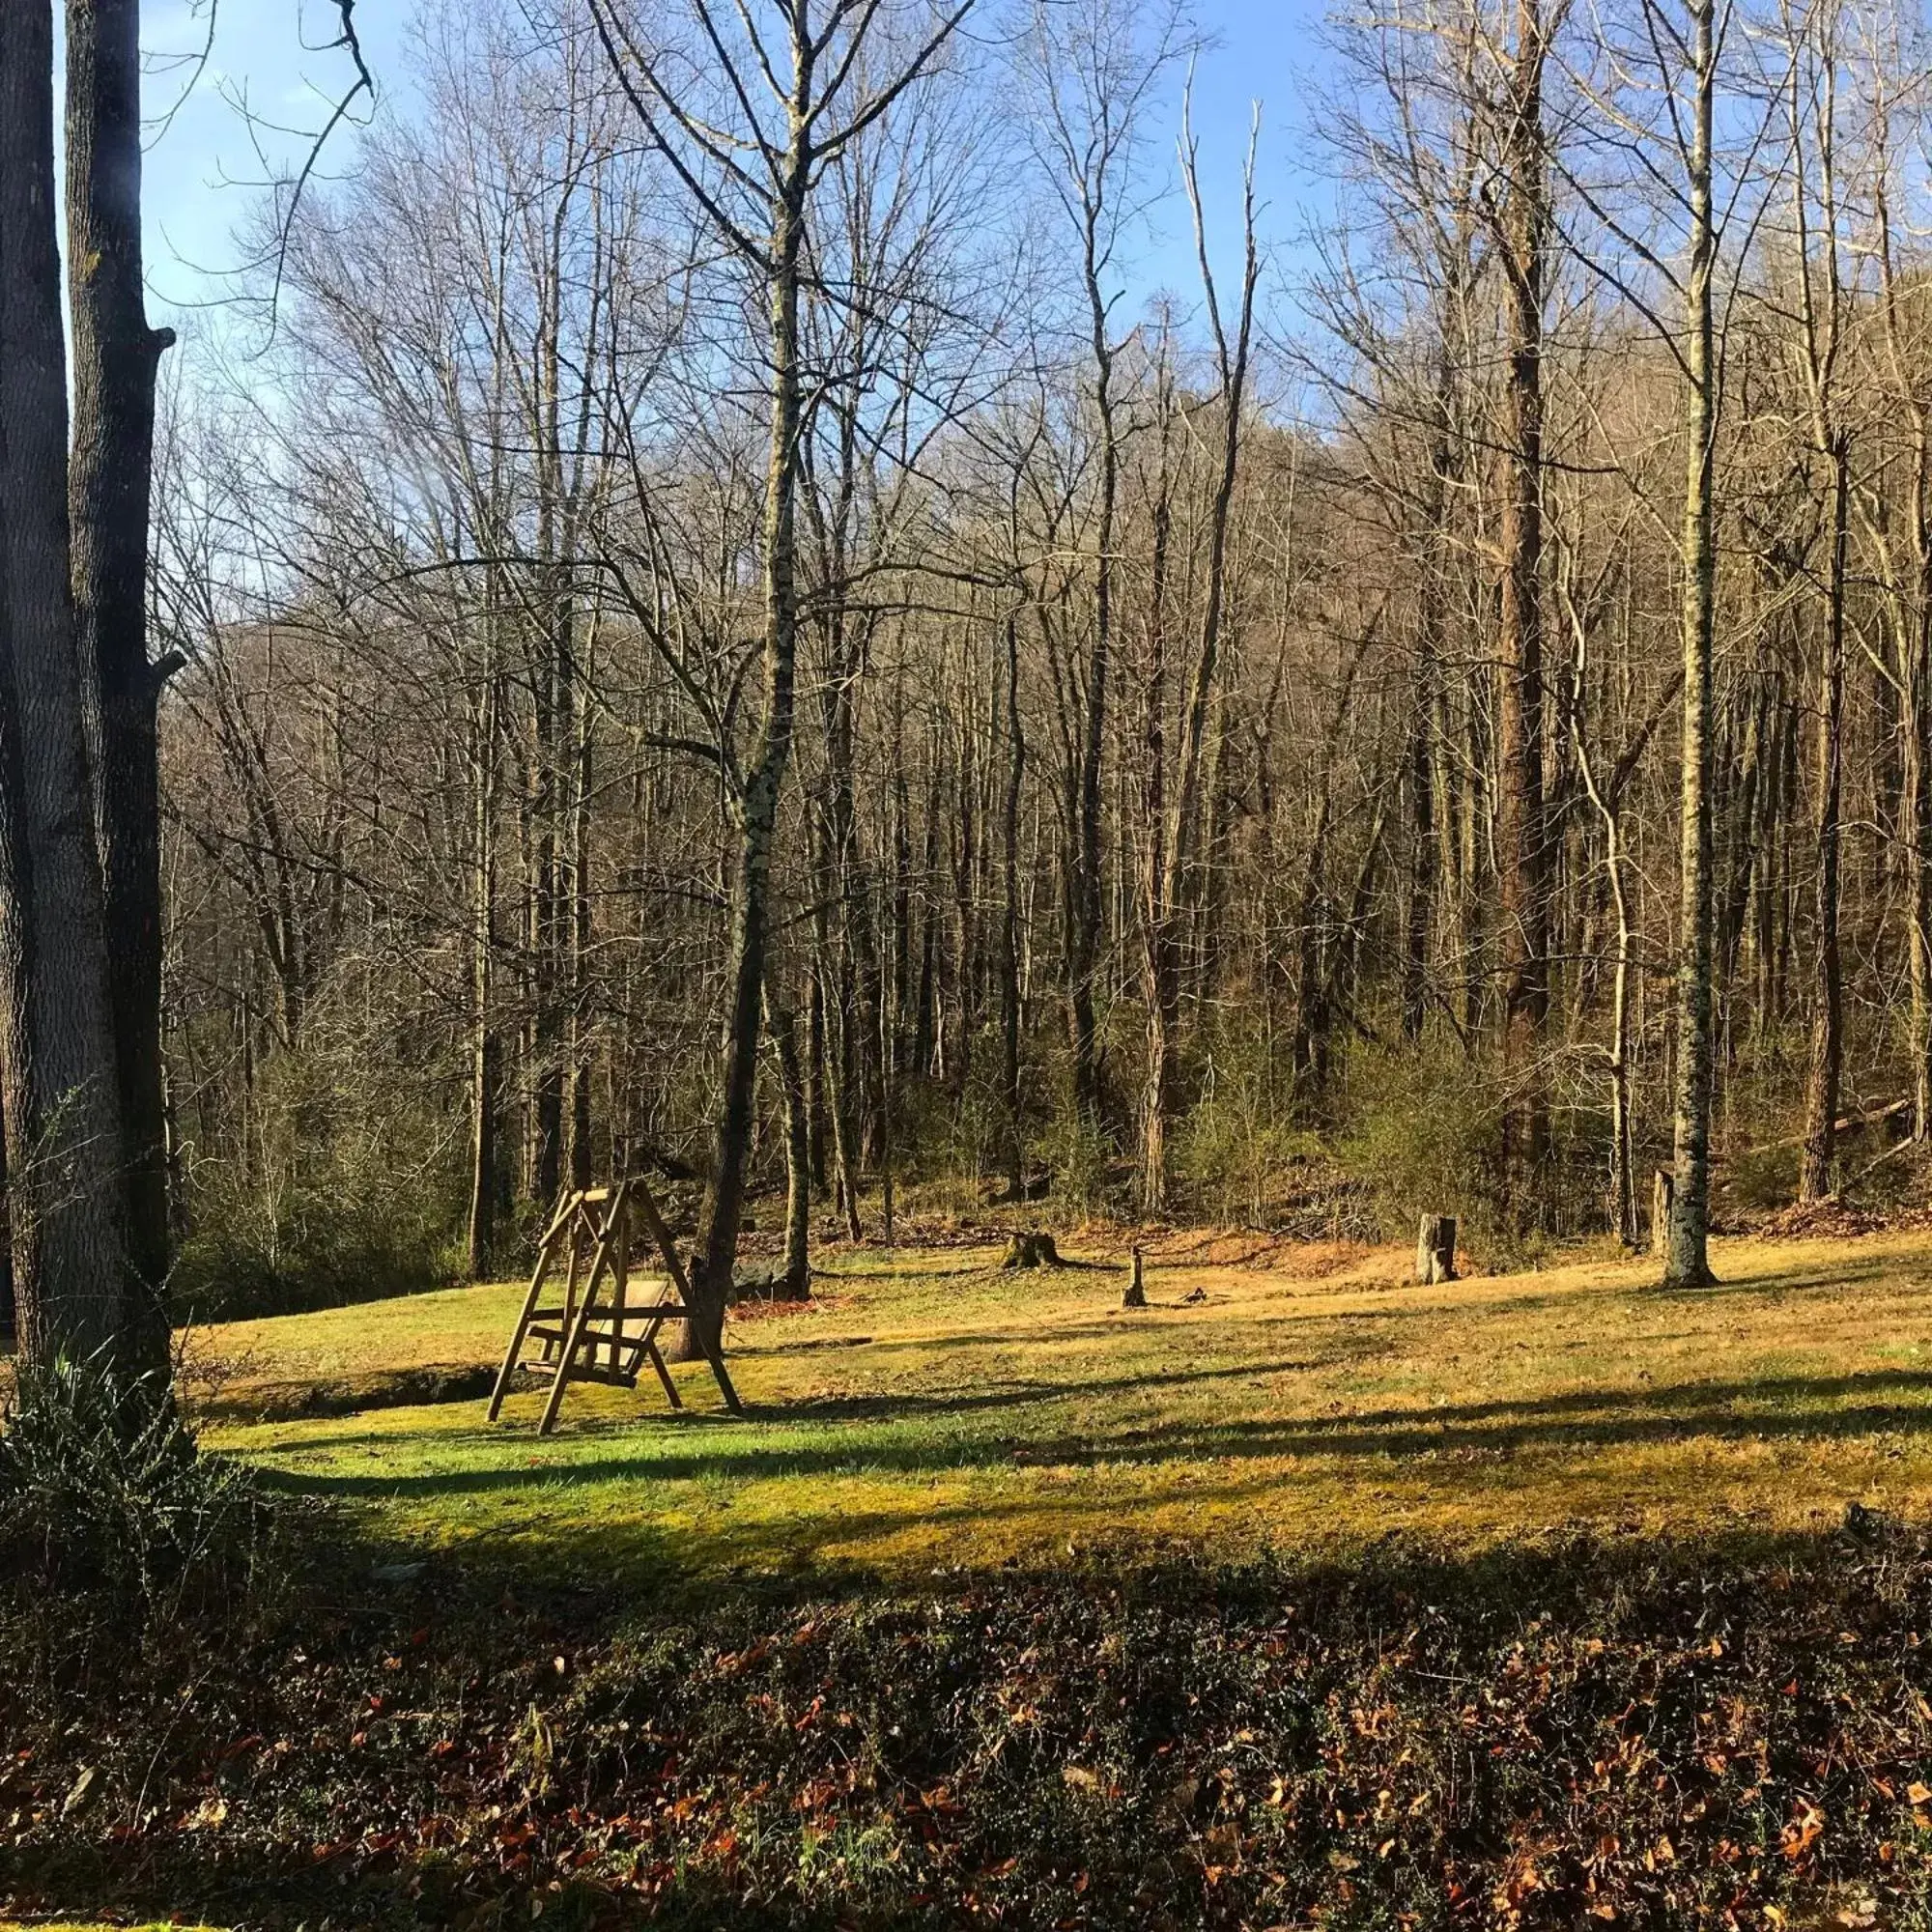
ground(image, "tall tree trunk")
xmin=529 ymin=614 xmax=566 ymax=1209
xmin=1907 ymin=545 xmax=1932 ymax=1137
xmin=567 ymin=633 xmax=595 ymax=1191
xmin=1496 ymin=0 xmax=1551 ymax=1190
xmin=1137 ymin=374 xmax=1175 ymax=1215
xmin=467 ymin=668 xmax=500 ymax=1277
xmin=1404 ymin=391 xmax=1453 ymax=1043
xmin=806 ymin=965 xmax=829 ymax=1189
xmin=65 ymin=0 xmax=175 ymax=1375
xmin=1875 ymin=164 xmax=1932 ymax=1138
xmin=1666 ymin=0 xmax=1719 ymax=1290
xmin=0 ymin=0 xmax=134 ymax=1370
xmin=1068 ymin=252 xmax=1116 ymax=1129
xmin=1002 ymin=611 xmax=1026 ymax=1199
xmin=1606 ymin=809 xmax=1637 ymax=1245
xmin=1138 ymin=135 xmax=1257 ymax=1208
xmin=826 ymin=975 xmax=865 ymax=1240
xmin=685 ymin=126 xmax=809 ymax=1355
xmin=1799 ymin=439 xmax=1849 ymax=1201
xmin=766 ymin=983 xmax=810 ymax=1298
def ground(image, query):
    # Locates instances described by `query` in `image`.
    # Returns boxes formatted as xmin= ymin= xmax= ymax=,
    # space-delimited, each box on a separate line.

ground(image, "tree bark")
xmin=1404 ymin=379 xmax=1455 ymax=1042
xmin=1665 ymin=0 xmax=1719 ymax=1290
xmin=467 ymin=666 xmax=500 ymax=1277
xmin=1495 ymin=0 xmax=1551 ymax=1187
xmin=1416 ymin=1214 xmax=1457 ymax=1285
xmin=686 ymin=102 xmax=810 ymax=1354
xmin=1002 ymin=611 xmax=1026 ymax=1199
xmin=65 ymin=0 xmax=175 ymax=1374
xmin=0 ymin=0 xmax=135 ymax=1370
xmin=1140 ymin=137 xmax=1257 ymax=1210
xmin=1067 ymin=208 xmax=1117 ymax=1128
xmin=1137 ymin=367 xmax=1175 ymax=1214
xmin=1799 ymin=439 xmax=1849 ymax=1201
xmin=766 ymin=983 xmax=811 ymax=1298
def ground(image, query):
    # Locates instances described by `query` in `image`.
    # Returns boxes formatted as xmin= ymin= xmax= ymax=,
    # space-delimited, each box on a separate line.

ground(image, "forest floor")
xmin=186 ymin=1223 xmax=1932 ymax=1595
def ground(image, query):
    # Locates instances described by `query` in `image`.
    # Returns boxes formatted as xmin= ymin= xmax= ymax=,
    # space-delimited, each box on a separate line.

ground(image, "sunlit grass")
xmin=190 ymin=1227 xmax=1932 ymax=1595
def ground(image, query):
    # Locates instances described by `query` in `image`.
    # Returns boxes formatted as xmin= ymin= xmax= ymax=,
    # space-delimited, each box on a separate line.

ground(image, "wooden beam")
xmin=487 ymin=1220 xmax=566 ymax=1421
xmin=625 ymin=1173 xmax=690 ymax=1301
xmin=538 ymin=1201 xmax=626 ymax=1435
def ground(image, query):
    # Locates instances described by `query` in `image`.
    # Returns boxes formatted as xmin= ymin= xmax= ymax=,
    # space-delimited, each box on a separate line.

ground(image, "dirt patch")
xmin=726 ymin=1293 xmax=858 ymax=1325
xmin=1142 ymin=1226 xmax=1396 ymax=1280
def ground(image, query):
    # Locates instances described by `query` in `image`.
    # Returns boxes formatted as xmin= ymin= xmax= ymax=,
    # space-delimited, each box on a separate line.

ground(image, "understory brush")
xmin=171 ymin=1051 xmax=464 ymax=1321
xmin=0 ymin=1360 xmax=284 ymax=1705
xmin=8 ymin=1519 xmax=1932 ymax=1928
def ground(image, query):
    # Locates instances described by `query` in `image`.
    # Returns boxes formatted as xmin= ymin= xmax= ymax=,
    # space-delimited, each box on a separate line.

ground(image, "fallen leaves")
xmin=13 ymin=1530 xmax=1932 ymax=1930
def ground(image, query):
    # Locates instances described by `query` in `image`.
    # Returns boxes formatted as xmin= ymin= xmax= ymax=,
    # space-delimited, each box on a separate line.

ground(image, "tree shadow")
xmin=256 ymin=1364 xmax=1932 ymax=1505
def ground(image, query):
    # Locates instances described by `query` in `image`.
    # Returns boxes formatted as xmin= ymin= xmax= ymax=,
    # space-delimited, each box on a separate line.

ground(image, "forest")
xmin=129 ymin=0 xmax=1932 ymax=1334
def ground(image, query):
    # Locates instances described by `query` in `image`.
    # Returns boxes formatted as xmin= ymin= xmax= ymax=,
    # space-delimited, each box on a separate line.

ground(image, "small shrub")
xmin=1338 ymin=1038 xmax=1629 ymax=1256
xmin=0 ymin=1358 xmax=268 ymax=1621
xmin=1339 ymin=1044 xmax=1522 ymax=1256
xmin=1039 ymin=1110 xmax=1114 ymax=1214
xmin=171 ymin=1191 xmax=461 ymax=1322
xmin=1173 ymin=1058 xmax=1320 ymax=1227
xmin=1728 ymin=1138 xmax=1800 ymax=1213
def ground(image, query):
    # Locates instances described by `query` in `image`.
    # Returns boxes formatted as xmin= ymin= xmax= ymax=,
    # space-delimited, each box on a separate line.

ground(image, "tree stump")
xmin=734 ymin=1262 xmax=810 ymax=1303
xmin=1122 ymin=1244 xmax=1147 ymax=1308
xmin=1416 ymin=1214 xmax=1457 ymax=1285
xmin=1000 ymin=1231 xmax=1061 ymax=1269
xmin=1651 ymin=1168 xmax=1674 ymax=1258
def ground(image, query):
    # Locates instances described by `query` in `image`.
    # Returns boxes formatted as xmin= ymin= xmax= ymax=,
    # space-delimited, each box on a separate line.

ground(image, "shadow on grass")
xmin=254 ymin=1363 xmax=1932 ymax=1510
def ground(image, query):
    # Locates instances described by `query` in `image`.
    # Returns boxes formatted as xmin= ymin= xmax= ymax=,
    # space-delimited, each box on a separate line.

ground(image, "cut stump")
xmin=1416 ymin=1214 xmax=1457 ymax=1286
xmin=1122 ymin=1245 xmax=1147 ymax=1308
xmin=1001 ymin=1231 xmax=1062 ymax=1270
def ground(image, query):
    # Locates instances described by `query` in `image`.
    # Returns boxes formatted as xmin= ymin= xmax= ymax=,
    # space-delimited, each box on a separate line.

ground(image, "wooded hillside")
xmin=150 ymin=0 xmax=1932 ymax=1309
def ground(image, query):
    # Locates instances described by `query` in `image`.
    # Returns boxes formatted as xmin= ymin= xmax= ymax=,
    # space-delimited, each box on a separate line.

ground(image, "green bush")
xmin=171 ymin=1182 xmax=460 ymax=1321
xmin=1337 ymin=1044 xmax=1526 ymax=1257
xmin=1342 ymin=1042 xmax=1631 ymax=1255
xmin=1726 ymin=1138 xmax=1800 ymax=1213
xmin=0 ymin=1359 xmax=267 ymax=1618
xmin=1039 ymin=1109 xmax=1114 ymax=1215
xmin=1173 ymin=1059 xmax=1321 ymax=1227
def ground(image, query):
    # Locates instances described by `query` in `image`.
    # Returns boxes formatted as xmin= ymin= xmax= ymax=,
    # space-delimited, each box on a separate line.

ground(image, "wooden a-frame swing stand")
xmin=488 ymin=1175 xmax=741 ymax=1434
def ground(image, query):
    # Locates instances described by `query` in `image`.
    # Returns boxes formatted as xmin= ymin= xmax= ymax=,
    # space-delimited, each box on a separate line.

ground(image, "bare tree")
xmin=590 ymin=0 xmax=976 ymax=1348
xmin=1016 ymin=0 xmax=1188 ymax=1131
xmin=1138 ymin=85 xmax=1258 ymax=1212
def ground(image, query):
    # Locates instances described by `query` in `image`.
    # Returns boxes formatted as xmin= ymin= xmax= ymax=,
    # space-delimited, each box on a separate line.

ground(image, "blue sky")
xmin=140 ymin=0 xmax=414 ymax=312
xmin=138 ymin=0 xmax=1331 ymax=326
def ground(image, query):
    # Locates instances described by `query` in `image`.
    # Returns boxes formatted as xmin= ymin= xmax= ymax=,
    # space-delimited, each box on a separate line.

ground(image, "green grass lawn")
xmin=189 ymin=1225 xmax=1932 ymax=1594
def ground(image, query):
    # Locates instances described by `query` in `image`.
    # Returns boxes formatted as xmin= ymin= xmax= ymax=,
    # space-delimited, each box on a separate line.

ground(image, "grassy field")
xmin=189 ymin=1223 xmax=1932 ymax=1594
xmin=17 ymin=1226 xmax=1932 ymax=1930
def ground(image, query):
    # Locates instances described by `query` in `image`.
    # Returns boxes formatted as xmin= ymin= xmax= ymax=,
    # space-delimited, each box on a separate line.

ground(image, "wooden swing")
xmin=488 ymin=1175 xmax=741 ymax=1435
